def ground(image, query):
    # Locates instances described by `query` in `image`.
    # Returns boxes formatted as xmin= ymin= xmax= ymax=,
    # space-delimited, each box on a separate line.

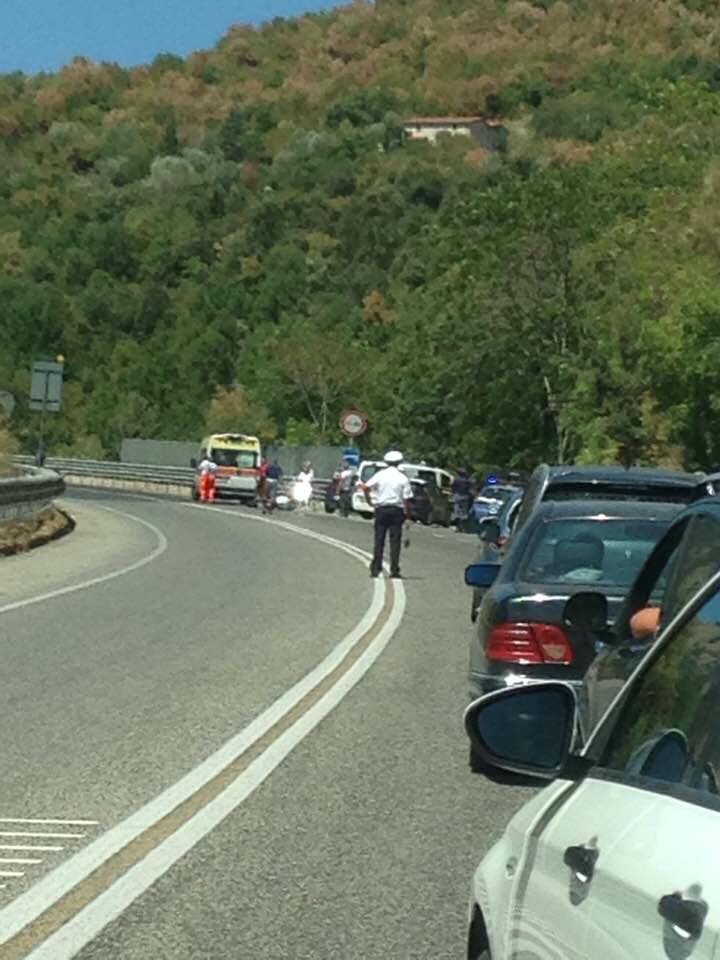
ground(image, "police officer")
xmin=337 ymin=458 xmax=357 ymax=518
xmin=362 ymin=450 xmax=413 ymax=579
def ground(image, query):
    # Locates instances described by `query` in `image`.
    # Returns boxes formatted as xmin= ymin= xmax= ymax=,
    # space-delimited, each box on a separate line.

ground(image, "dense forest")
xmin=3 ymin=0 xmax=720 ymax=470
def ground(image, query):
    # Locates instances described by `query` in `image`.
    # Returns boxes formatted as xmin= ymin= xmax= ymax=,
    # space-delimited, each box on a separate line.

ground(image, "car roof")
xmin=542 ymin=464 xmax=701 ymax=488
xmin=529 ymin=498 xmax=683 ymax=521
xmin=667 ymin=494 xmax=720 ymax=521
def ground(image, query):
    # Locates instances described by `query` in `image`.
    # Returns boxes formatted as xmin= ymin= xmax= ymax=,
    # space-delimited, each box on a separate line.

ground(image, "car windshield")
xmin=211 ymin=448 xmax=258 ymax=468
xmin=519 ymin=517 xmax=671 ymax=588
xmin=479 ymin=485 xmax=515 ymax=503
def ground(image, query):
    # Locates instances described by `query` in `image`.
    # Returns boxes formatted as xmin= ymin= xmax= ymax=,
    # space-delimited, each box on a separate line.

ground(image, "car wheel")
xmin=191 ymin=485 xmax=199 ymax=502
xmin=324 ymin=503 xmax=336 ymax=514
xmin=421 ymin=511 xmax=432 ymax=526
xmin=470 ymin=600 xmax=478 ymax=623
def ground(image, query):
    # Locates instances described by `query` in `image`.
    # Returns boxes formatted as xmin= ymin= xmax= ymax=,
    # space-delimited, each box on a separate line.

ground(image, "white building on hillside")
xmin=404 ymin=116 xmax=506 ymax=151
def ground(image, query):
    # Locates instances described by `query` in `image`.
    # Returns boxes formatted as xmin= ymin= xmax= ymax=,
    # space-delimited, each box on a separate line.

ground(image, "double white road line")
xmin=0 ymin=504 xmax=406 ymax=958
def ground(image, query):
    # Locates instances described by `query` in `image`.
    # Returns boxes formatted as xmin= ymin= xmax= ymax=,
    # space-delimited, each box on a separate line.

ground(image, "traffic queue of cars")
xmin=461 ymin=463 xmax=720 ymax=959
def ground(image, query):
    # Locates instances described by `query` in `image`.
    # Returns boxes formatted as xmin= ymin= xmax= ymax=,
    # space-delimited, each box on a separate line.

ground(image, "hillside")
xmin=2 ymin=0 xmax=720 ymax=468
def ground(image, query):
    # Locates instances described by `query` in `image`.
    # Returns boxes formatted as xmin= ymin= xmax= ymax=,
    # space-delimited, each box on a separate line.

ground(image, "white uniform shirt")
xmin=339 ymin=467 xmax=356 ymax=491
xmin=365 ymin=466 xmax=413 ymax=507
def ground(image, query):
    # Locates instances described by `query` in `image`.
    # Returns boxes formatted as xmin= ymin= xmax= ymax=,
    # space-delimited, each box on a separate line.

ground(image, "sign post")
xmin=30 ymin=357 xmax=64 ymax=466
xmin=339 ymin=409 xmax=367 ymax=463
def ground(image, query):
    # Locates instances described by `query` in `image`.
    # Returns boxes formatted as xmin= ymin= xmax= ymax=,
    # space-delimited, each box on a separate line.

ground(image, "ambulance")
xmin=191 ymin=433 xmax=262 ymax=503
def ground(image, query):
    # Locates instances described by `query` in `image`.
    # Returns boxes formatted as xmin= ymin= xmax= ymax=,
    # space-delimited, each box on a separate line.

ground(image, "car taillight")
xmin=485 ymin=622 xmax=573 ymax=665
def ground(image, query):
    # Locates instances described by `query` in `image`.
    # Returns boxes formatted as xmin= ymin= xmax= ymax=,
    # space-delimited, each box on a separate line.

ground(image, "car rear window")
xmin=545 ymin=482 xmax=694 ymax=504
xmin=211 ymin=449 xmax=258 ymax=468
xmin=519 ymin=517 xmax=671 ymax=588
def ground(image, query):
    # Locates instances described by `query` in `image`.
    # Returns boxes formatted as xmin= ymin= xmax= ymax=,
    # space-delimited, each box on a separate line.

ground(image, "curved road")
xmin=0 ymin=491 xmax=532 ymax=959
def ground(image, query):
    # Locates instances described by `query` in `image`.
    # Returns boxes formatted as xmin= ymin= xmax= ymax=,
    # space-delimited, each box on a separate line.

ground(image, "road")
xmin=0 ymin=491 xmax=533 ymax=958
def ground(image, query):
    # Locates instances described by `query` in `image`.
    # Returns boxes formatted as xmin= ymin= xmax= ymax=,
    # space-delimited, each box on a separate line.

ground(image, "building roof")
xmin=405 ymin=116 xmax=483 ymax=125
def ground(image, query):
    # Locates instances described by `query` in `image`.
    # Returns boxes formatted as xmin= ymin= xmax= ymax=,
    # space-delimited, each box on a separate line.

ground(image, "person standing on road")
xmin=294 ymin=460 xmax=315 ymax=511
xmin=267 ymin=459 xmax=283 ymax=482
xmin=338 ymin=458 xmax=357 ymax=518
xmin=258 ymin=456 xmax=270 ymax=505
xmin=263 ymin=458 xmax=284 ymax=512
xmin=362 ymin=450 xmax=413 ymax=579
xmin=198 ymin=452 xmax=217 ymax=503
xmin=451 ymin=467 xmax=473 ymax=529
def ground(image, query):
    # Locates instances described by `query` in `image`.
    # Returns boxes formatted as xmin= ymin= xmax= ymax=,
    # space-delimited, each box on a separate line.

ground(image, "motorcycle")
xmin=262 ymin=477 xmax=295 ymax=512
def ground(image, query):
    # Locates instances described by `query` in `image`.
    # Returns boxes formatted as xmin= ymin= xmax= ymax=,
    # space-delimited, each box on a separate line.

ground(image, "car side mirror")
xmin=464 ymin=682 xmax=577 ymax=779
xmin=465 ymin=562 xmax=501 ymax=589
xmin=190 ymin=458 xmax=197 ymax=469
xmin=563 ymin=591 xmax=609 ymax=633
xmin=478 ymin=519 xmax=501 ymax=543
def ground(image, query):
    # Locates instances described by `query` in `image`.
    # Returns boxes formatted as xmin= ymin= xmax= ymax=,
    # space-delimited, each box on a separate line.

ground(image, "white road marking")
xmin=0 ymin=872 xmax=24 ymax=879
xmin=0 ymin=819 xmax=98 ymax=827
xmin=0 ymin=845 xmax=63 ymax=853
xmin=0 ymin=833 xmax=84 ymax=840
xmin=0 ymin=859 xmax=43 ymax=866
xmin=26 ymin=581 xmax=407 ymax=960
xmin=1 ymin=511 xmax=404 ymax=958
xmin=0 ymin=507 xmax=168 ymax=618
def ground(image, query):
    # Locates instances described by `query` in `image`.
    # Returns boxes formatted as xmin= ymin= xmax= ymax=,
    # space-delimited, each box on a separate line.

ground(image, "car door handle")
xmin=658 ymin=893 xmax=708 ymax=941
xmin=563 ymin=845 xmax=599 ymax=884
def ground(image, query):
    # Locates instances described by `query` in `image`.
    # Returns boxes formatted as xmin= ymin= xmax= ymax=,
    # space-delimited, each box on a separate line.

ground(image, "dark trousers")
xmin=372 ymin=506 xmax=405 ymax=576
xmin=339 ymin=490 xmax=352 ymax=517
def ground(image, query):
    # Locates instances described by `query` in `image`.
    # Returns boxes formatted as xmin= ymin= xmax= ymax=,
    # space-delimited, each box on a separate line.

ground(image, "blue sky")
xmin=0 ymin=1 xmax=340 ymax=75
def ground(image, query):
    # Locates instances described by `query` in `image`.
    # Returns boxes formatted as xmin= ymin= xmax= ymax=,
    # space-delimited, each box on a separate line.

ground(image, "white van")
xmin=351 ymin=459 xmax=453 ymax=517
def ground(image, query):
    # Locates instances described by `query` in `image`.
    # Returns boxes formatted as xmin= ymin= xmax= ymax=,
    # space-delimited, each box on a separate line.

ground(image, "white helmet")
xmin=384 ymin=450 xmax=403 ymax=465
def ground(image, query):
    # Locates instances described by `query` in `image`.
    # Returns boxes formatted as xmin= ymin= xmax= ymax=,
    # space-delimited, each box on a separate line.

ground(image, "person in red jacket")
xmin=198 ymin=454 xmax=217 ymax=503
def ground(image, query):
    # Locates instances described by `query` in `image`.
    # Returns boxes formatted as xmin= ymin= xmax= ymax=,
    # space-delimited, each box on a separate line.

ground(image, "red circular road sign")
xmin=339 ymin=409 xmax=367 ymax=437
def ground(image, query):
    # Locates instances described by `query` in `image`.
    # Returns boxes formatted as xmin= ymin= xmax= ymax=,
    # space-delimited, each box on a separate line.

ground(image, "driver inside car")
xmin=630 ymin=605 xmax=662 ymax=641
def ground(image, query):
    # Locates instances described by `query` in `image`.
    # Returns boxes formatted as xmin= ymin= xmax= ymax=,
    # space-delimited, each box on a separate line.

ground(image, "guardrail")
xmin=13 ymin=456 xmax=332 ymax=501
xmin=0 ymin=466 xmax=65 ymax=522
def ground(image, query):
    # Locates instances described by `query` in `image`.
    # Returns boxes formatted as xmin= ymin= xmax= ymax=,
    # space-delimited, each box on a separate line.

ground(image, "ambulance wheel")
xmin=191 ymin=486 xmax=200 ymax=502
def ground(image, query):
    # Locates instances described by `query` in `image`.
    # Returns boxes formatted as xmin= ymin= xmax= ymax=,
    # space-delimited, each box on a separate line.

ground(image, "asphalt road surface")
xmin=0 ymin=491 xmax=533 ymax=959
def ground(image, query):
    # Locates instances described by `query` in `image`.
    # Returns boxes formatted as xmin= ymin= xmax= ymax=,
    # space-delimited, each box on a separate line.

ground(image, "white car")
xmin=464 ymin=555 xmax=720 ymax=959
xmin=351 ymin=459 xmax=453 ymax=517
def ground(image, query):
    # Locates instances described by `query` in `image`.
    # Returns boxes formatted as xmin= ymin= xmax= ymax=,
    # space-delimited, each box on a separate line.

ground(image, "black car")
xmin=408 ymin=478 xmax=451 ymax=527
xmin=510 ymin=464 xmax=704 ymax=546
xmin=466 ymin=498 xmax=682 ymax=699
xmin=465 ymin=483 xmax=521 ymax=535
xmin=576 ymin=493 xmax=720 ymax=739
xmin=470 ymin=487 xmax=525 ymax=622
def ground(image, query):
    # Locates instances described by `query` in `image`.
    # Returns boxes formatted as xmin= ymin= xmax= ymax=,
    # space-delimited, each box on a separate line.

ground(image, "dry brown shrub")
xmin=0 ymin=507 xmax=72 ymax=556
xmin=550 ymin=140 xmax=594 ymax=165
xmin=464 ymin=147 xmax=491 ymax=171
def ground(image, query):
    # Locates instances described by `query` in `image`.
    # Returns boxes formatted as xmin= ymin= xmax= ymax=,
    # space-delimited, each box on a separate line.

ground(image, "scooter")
xmin=262 ymin=477 xmax=298 ymax=513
